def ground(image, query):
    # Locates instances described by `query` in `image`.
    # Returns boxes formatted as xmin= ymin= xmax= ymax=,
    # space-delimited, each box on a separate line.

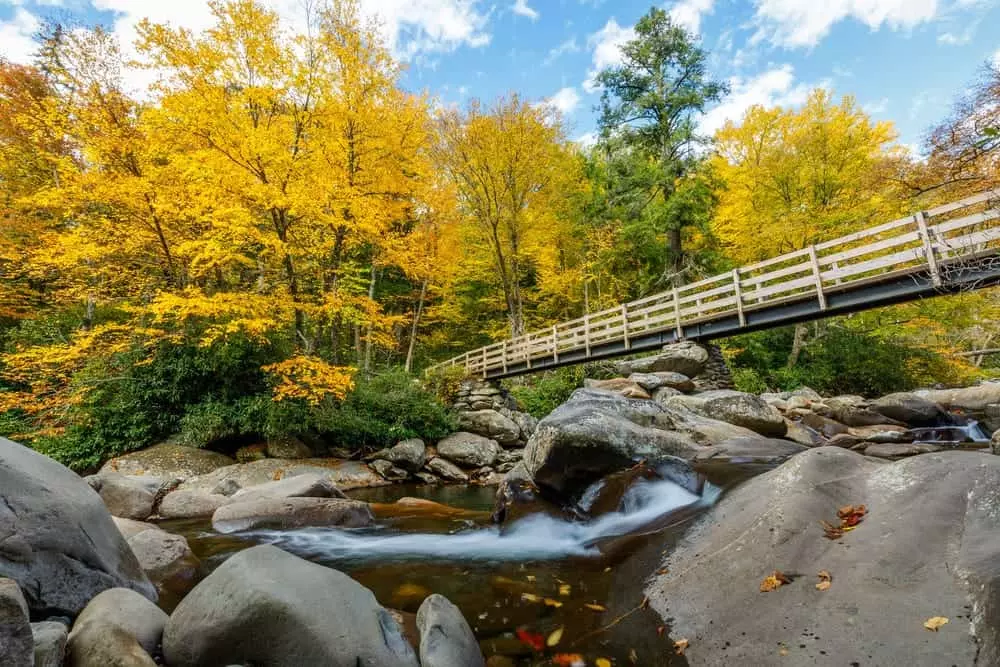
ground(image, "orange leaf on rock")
xmin=816 ymin=570 xmax=832 ymax=590
xmin=924 ymin=616 xmax=949 ymax=631
xmin=674 ymin=638 xmax=689 ymax=656
xmin=760 ymin=570 xmax=792 ymax=592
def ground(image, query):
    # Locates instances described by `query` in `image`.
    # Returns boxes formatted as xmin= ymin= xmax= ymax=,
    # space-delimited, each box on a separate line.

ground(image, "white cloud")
xmin=993 ymin=48 xmax=1000 ymax=68
xmin=511 ymin=0 xmax=539 ymax=21
xmin=752 ymin=0 xmax=939 ymax=48
xmin=574 ymin=131 xmax=599 ymax=148
xmin=699 ymin=64 xmax=813 ymax=135
xmin=540 ymin=86 xmax=581 ymax=115
xmin=0 ymin=8 xmax=42 ymax=63
xmin=583 ymin=18 xmax=635 ymax=93
xmin=668 ymin=0 xmax=715 ymax=35
xmin=863 ymin=97 xmax=889 ymax=114
xmin=543 ymin=36 xmax=579 ymax=66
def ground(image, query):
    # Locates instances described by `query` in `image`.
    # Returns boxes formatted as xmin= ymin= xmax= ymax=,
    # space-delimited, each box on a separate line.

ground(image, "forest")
xmin=0 ymin=0 xmax=998 ymax=470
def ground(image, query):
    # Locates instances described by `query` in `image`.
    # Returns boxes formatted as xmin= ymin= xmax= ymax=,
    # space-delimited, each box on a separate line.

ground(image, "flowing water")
xmin=166 ymin=468 xmax=748 ymax=666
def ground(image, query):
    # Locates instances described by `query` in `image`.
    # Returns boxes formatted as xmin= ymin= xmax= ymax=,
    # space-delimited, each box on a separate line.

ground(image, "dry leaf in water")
xmin=559 ymin=583 xmax=571 ymax=596
xmin=924 ymin=616 xmax=949 ymax=631
xmin=674 ymin=638 xmax=689 ymax=656
xmin=515 ymin=627 xmax=545 ymax=651
xmin=584 ymin=603 xmax=606 ymax=612
xmin=521 ymin=593 xmax=540 ymax=603
xmin=546 ymin=626 xmax=564 ymax=647
xmin=596 ymin=659 xmax=612 ymax=667
xmin=760 ymin=570 xmax=792 ymax=592
xmin=543 ymin=598 xmax=563 ymax=608
xmin=552 ymin=653 xmax=584 ymax=666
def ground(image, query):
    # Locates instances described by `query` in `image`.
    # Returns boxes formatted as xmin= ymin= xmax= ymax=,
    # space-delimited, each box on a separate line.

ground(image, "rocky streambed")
xmin=4 ymin=343 xmax=1000 ymax=666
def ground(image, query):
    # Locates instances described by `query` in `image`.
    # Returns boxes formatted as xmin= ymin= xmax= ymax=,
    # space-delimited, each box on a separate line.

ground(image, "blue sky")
xmin=2 ymin=0 xmax=999 ymax=150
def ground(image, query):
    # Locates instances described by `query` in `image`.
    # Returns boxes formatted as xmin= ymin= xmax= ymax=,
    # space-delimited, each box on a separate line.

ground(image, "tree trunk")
xmin=362 ymin=266 xmax=378 ymax=376
xmin=787 ymin=323 xmax=809 ymax=368
xmin=405 ymin=278 xmax=428 ymax=374
xmin=669 ymin=226 xmax=684 ymax=286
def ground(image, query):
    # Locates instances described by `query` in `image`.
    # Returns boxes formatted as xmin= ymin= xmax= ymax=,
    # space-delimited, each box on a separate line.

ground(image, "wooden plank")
xmin=928 ymin=209 xmax=1000 ymax=236
xmin=740 ymin=259 xmax=814 ymax=288
xmin=737 ymin=247 xmax=812 ymax=275
xmin=817 ymin=231 xmax=921 ymax=267
xmin=822 ymin=247 xmax=924 ymax=282
xmin=808 ymin=245 xmax=827 ymax=310
xmin=732 ymin=269 xmax=746 ymax=326
xmin=501 ymin=341 xmax=507 ymax=374
xmin=914 ymin=211 xmax=941 ymax=287
xmin=814 ymin=215 xmax=918 ymax=251
xmin=621 ymin=305 xmax=631 ymax=350
xmin=925 ymin=189 xmax=1000 ymax=218
xmin=673 ymin=287 xmax=682 ymax=338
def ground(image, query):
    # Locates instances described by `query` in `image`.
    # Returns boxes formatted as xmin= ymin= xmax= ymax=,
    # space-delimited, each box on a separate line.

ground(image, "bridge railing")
xmin=431 ymin=190 xmax=1000 ymax=378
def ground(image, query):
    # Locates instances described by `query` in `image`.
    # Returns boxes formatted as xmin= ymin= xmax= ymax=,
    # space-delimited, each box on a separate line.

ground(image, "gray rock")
xmin=437 ymin=432 xmax=501 ymax=467
xmin=85 ymin=474 xmax=160 ymax=521
xmin=425 ymin=457 xmax=469 ymax=482
xmin=822 ymin=396 xmax=904 ymax=428
xmin=417 ymin=594 xmax=485 ymax=667
xmin=500 ymin=409 xmax=539 ymax=441
xmin=629 ymin=372 xmax=694 ymax=393
xmin=918 ymin=382 xmax=1000 ymax=411
xmin=265 ymin=436 xmax=312 ymax=459
xmin=646 ymin=448 xmax=1000 ymax=666
xmin=993 ymin=429 xmax=1000 ymax=455
xmin=172 ymin=459 xmax=387 ymax=496
xmin=799 ymin=411 xmax=850 ymax=437
xmin=864 ymin=442 xmax=943 ymax=458
xmin=163 ymin=545 xmax=418 ymax=667
xmin=31 ymin=621 xmax=67 ymax=667
xmin=456 ymin=410 xmax=521 ymax=447
xmin=112 ymin=517 xmax=158 ymax=540
xmin=229 ymin=472 xmax=347 ymax=504
xmin=157 ymin=490 xmax=230 ymax=519
xmin=523 ymin=389 xmax=702 ymax=497
xmin=783 ymin=419 xmax=825 ymax=446
xmin=701 ymin=392 xmax=787 ymax=437
xmin=211 ymin=478 xmax=241 ymax=496
xmin=1 ymin=578 xmax=32 ymax=667
xmin=67 ymin=588 xmax=167 ymax=667
xmin=692 ymin=437 xmax=808 ymax=464
xmin=211 ymin=497 xmax=374 ymax=534
xmin=383 ymin=439 xmax=427 ymax=472
xmin=125 ymin=528 xmax=200 ymax=595
xmin=871 ymin=392 xmax=945 ymax=426
xmin=370 ymin=459 xmax=410 ymax=482
xmin=99 ymin=444 xmax=234 ymax=479
xmin=0 ymin=438 xmax=154 ymax=617
xmin=651 ymin=386 xmax=682 ymax=405
xmin=496 ymin=448 xmax=525 ymax=464
xmin=848 ymin=424 xmax=912 ymax=443
xmin=658 ymin=404 xmax=765 ymax=446
xmin=413 ymin=471 xmax=439 ymax=484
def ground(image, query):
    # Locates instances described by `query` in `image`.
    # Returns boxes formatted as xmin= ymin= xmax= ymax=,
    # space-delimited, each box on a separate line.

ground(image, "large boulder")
xmin=0 ymin=578 xmax=31 ymax=667
xmin=993 ymin=429 xmax=1000 ymax=455
xmin=417 ymin=594 xmax=485 ymax=667
xmin=871 ymin=392 xmax=946 ymax=426
xmin=701 ymin=391 xmax=787 ymax=438
xmin=0 ymin=438 xmax=155 ymax=616
xmin=369 ymin=459 xmax=410 ymax=482
xmin=918 ymin=382 xmax=1000 ymax=412
xmin=157 ymin=490 xmax=231 ymax=520
xmin=647 ymin=448 xmax=1000 ymax=666
xmin=501 ymin=409 xmax=539 ymax=441
xmin=163 ymin=545 xmax=419 ymax=667
xmin=265 ymin=436 xmax=313 ymax=460
xmin=100 ymin=444 xmax=234 ymax=479
xmin=691 ymin=437 xmax=808 ymax=465
xmin=114 ymin=522 xmax=200 ymax=598
xmin=437 ymin=432 xmax=501 ymax=467
xmin=227 ymin=472 xmax=346 ymax=504
xmin=85 ymin=473 xmax=160 ymax=521
xmin=425 ymin=457 xmax=469 ymax=482
xmin=617 ymin=341 xmax=709 ymax=378
xmin=456 ymin=411 xmax=521 ymax=447
xmin=66 ymin=588 xmax=167 ymax=667
xmin=523 ymin=389 xmax=702 ymax=497
xmin=820 ymin=396 xmax=904 ymax=428
xmin=382 ymin=439 xmax=427 ymax=472
xmin=170 ymin=458 xmax=387 ymax=498
xmin=211 ymin=497 xmax=374 ymax=534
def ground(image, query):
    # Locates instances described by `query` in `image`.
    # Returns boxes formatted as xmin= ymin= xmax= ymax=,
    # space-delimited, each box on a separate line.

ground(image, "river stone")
xmin=993 ymin=429 xmax=1000 ymax=455
xmin=370 ymin=459 xmax=410 ymax=482
xmin=425 ymin=457 xmax=469 ymax=482
xmin=456 ymin=411 xmax=521 ymax=447
xmin=172 ymin=458 xmax=388 ymax=497
xmin=211 ymin=497 xmax=374 ymax=534
xmin=0 ymin=438 xmax=155 ymax=616
xmin=691 ymin=437 xmax=808 ymax=464
xmin=67 ymin=588 xmax=167 ymax=667
xmin=799 ymin=411 xmax=850 ymax=437
xmin=871 ymin=392 xmax=946 ymax=426
xmin=918 ymin=382 xmax=1000 ymax=411
xmin=620 ymin=341 xmax=709 ymax=378
xmin=228 ymin=472 xmax=347 ymax=504
xmin=647 ymin=447 xmax=1000 ymax=666
xmin=0 ymin=578 xmax=31 ymax=667
xmin=700 ymin=391 xmax=787 ymax=437
xmin=383 ymin=439 xmax=427 ymax=472
xmin=783 ymin=419 xmax=825 ymax=447
xmin=124 ymin=528 xmax=200 ymax=596
xmin=437 ymin=432 xmax=501 ymax=467
xmin=821 ymin=396 xmax=904 ymax=428
xmin=659 ymin=405 xmax=765 ymax=446
xmin=157 ymin=489 xmax=230 ymax=519
xmin=265 ymin=436 xmax=312 ymax=459
xmin=864 ymin=442 xmax=943 ymax=458
xmin=100 ymin=444 xmax=234 ymax=479
xmin=523 ymin=389 xmax=702 ymax=497
xmin=413 ymin=471 xmax=439 ymax=484
xmin=85 ymin=473 xmax=160 ymax=521
xmin=501 ymin=409 xmax=538 ymax=441
xmin=417 ymin=594 xmax=485 ymax=667
xmin=31 ymin=621 xmax=67 ymax=667
xmin=163 ymin=545 xmax=418 ymax=667
xmin=584 ymin=377 xmax=641 ymax=392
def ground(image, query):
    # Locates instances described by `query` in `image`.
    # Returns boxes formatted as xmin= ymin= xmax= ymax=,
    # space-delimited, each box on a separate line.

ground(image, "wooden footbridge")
xmin=431 ymin=190 xmax=1000 ymax=380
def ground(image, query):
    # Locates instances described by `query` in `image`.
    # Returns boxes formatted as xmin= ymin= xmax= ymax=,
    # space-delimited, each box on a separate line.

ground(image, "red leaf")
xmin=515 ymin=627 xmax=546 ymax=651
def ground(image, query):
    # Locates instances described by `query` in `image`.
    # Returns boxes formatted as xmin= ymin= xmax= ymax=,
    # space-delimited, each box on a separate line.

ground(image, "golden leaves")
xmin=546 ymin=626 xmax=564 ymax=647
xmin=674 ymin=638 xmax=690 ymax=656
xmin=822 ymin=503 xmax=868 ymax=539
xmin=815 ymin=571 xmax=832 ymax=591
xmin=263 ymin=356 xmax=356 ymax=404
xmin=760 ymin=570 xmax=792 ymax=593
xmin=924 ymin=616 xmax=949 ymax=631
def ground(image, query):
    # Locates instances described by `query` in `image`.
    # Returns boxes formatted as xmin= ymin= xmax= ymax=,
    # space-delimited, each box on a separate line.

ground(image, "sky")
xmin=1 ymin=0 xmax=999 ymax=151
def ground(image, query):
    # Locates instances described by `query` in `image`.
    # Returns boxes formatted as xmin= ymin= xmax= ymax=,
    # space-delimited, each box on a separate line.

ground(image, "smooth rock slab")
xmin=227 ymin=472 xmax=346 ymax=504
xmin=0 ymin=578 xmax=32 ymax=667
xmin=647 ymin=448 xmax=1000 ymax=666
xmin=211 ymin=497 xmax=374 ymax=534
xmin=163 ymin=545 xmax=419 ymax=667
xmin=172 ymin=458 xmax=388 ymax=496
xmin=100 ymin=444 xmax=234 ymax=479
xmin=417 ymin=594 xmax=485 ymax=667
xmin=85 ymin=473 xmax=160 ymax=521
xmin=425 ymin=457 xmax=469 ymax=482
xmin=157 ymin=490 xmax=230 ymax=520
xmin=67 ymin=588 xmax=167 ymax=667
xmin=0 ymin=438 xmax=154 ymax=616
xmin=864 ymin=442 xmax=943 ymax=458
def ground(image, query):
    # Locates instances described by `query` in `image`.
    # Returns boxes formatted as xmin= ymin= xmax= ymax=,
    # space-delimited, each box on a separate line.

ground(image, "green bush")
xmin=424 ymin=364 xmax=467 ymax=404
xmin=507 ymin=366 xmax=586 ymax=419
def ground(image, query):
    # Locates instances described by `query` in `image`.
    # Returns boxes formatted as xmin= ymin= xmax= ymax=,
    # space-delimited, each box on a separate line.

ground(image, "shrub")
xmin=424 ymin=364 xmax=467 ymax=404
xmin=507 ymin=366 xmax=586 ymax=419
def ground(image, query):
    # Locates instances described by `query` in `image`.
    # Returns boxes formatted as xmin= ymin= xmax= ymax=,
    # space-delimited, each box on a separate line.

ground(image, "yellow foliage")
xmin=263 ymin=356 xmax=355 ymax=404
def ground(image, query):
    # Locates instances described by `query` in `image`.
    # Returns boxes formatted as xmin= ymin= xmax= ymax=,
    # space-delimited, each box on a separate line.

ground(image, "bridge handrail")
xmin=429 ymin=190 xmax=1000 ymax=378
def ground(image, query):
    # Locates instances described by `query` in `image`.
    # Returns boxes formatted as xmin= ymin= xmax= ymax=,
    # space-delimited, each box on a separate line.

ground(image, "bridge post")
xmin=583 ymin=313 xmax=591 ymax=357
xmin=481 ymin=347 xmax=487 ymax=379
xmin=732 ymin=269 xmax=746 ymax=326
xmin=621 ymin=304 xmax=631 ymax=350
xmin=501 ymin=341 xmax=508 ymax=374
xmin=672 ymin=287 xmax=683 ymax=340
xmin=915 ymin=211 xmax=942 ymax=287
xmin=463 ymin=351 xmax=471 ymax=375
xmin=552 ymin=325 xmax=559 ymax=363
xmin=808 ymin=245 xmax=827 ymax=310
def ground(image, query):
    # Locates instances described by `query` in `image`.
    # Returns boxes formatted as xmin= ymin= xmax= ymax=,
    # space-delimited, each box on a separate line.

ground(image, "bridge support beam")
xmin=915 ymin=211 xmax=942 ymax=287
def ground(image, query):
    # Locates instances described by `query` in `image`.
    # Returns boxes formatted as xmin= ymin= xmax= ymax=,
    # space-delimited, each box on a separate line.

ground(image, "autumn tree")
xmin=594 ymin=7 xmax=726 ymax=286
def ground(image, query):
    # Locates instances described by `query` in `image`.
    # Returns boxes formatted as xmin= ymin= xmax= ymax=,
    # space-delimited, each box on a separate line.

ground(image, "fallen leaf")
xmin=595 ymin=659 xmax=612 ymax=667
xmin=515 ymin=627 xmax=545 ymax=651
xmin=674 ymin=638 xmax=689 ymax=656
xmin=547 ymin=626 xmax=564 ymax=647
xmin=924 ymin=616 xmax=949 ymax=631
xmin=526 ymin=575 xmax=536 ymax=582
xmin=816 ymin=571 xmax=832 ymax=590
xmin=656 ymin=567 xmax=669 ymax=575
xmin=552 ymin=654 xmax=584 ymax=667
xmin=656 ymin=625 xmax=665 ymax=637
xmin=820 ymin=520 xmax=844 ymax=540
xmin=543 ymin=598 xmax=563 ymax=608
xmin=779 ymin=647 xmax=789 ymax=656
xmin=760 ymin=570 xmax=792 ymax=592
xmin=559 ymin=583 xmax=571 ymax=596
xmin=521 ymin=593 xmax=541 ymax=603
xmin=584 ymin=603 xmax=607 ymax=612
xmin=629 ymin=648 xmax=638 ymax=663
xmin=815 ymin=581 xmax=831 ymax=591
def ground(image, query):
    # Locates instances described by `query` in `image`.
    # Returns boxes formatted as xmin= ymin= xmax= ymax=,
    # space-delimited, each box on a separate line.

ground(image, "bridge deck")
xmin=430 ymin=190 xmax=1000 ymax=380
